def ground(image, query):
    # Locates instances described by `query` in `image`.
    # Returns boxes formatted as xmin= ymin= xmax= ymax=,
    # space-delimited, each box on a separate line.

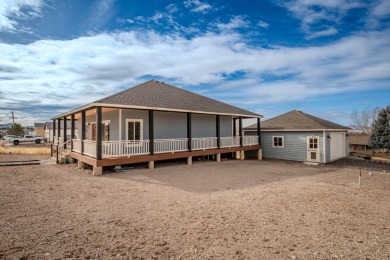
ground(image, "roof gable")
xmin=246 ymin=110 xmax=349 ymax=130
xmin=94 ymin=80 xmax=259 ymax=117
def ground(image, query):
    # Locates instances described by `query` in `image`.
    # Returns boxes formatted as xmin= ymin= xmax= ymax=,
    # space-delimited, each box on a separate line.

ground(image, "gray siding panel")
xmin=192 ymin=114 xmax=216 ymax=138
xmin=261 ymin=131 xmax=324 ymax=163
xmin=221 ymin=116 xmax=233 ymax=137
xmin=155 ymin=111 xmax=187 ymax=139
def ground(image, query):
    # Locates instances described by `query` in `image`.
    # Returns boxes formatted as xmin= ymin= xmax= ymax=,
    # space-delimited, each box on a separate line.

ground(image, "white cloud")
xmin=258 ymin=21 xmax=269 ymax=28
xmin=184 ymin=0 xmax=211 ymax=13
xmin=283 ymin=0 xmax=364 ymax=38
xmin=0 ymin=27 xmax=389 ymax=124
xmin=305 ymin=27 xmax=338 ymax=39
xmin=216 ymin=16 xmax=250 ymax=31
xmin=0 ymin=0 xmax=44 ymax=31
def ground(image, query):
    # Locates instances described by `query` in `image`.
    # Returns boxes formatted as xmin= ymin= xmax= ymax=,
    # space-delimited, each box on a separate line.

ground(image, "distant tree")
xmin=350 ymin=106 xmax=380 ymax=133
xmin=368 ymin=105 xmax=390 ymax=151
xmin=8 ymin=123 xmax=24 ymax=136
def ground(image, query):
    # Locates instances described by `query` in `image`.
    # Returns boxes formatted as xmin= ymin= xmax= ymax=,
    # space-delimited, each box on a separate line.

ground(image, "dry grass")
xmin=0 ymin=141 xmax=50 ymax=155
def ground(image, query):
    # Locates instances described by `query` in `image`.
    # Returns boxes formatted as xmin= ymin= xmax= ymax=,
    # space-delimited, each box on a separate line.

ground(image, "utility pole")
xmin=10 ymin=112 xmax=17 ymax=124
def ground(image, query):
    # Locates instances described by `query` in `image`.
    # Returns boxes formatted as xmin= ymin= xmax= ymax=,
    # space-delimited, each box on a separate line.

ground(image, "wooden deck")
xmin=70 ymin=144 xmax=262 ymax=167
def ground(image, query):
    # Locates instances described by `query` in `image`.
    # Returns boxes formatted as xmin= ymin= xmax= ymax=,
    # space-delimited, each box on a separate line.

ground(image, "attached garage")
xmin=244 ymin=110 xmax=349 ymax=164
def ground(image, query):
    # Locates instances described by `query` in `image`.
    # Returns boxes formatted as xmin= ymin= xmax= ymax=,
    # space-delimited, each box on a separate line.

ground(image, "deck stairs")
xmin=51 ymin=139 xmax=71 ymax=163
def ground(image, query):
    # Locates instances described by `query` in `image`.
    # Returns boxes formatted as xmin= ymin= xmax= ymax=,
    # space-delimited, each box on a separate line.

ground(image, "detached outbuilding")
xmin=244 ymin=110 xmax=349 ymax=164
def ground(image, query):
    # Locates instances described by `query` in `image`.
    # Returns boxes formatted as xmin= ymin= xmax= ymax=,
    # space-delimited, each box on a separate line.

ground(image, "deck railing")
xmin=53 ymin=136 xmax=64 ymax=145
xmin=83 ymin=140 xmax=96 ymax=157
xmin=72 ymin=139 xmax=82 ymax=153
xmin=154 ymin=138 xmax=188 ymax=154
xmin=220 ymin=136 xmax=241 ymax=148
xmin=72 ymin=136 xmax=259 ymax=158
xmin=192 ymin=137 xmax=218 ymax=150
xmin=102 ymin=140 xmax=150 ymax=158
xmin=243 ymin=136 xmax=259 ymax=146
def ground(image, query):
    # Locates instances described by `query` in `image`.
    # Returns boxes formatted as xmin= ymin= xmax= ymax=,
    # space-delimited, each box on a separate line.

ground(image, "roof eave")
xmin=51 ymin=102 xmax=262 ymax=119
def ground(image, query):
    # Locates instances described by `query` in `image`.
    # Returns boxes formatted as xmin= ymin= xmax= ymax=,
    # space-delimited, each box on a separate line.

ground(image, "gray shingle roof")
xmin=94 ymin=80 xmax=259 ymax=117
xmin=246 ymin=110 xmax=349 ymax=130
xmin=34 ymin=123 xmax=45 ymax=128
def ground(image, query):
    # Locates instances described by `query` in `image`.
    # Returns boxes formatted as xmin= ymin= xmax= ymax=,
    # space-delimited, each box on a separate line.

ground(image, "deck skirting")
xmin=70 ymin=145 xmax=261 ymax=167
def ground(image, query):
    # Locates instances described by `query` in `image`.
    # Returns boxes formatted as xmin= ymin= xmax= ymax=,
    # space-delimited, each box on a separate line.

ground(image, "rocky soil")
xmin=0 ymin=155 xmax=389 ymax=259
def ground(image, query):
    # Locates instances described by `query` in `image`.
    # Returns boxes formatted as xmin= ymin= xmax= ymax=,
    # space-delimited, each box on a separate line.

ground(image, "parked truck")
xmin=9 ymin=135 xmax=43 ymax=145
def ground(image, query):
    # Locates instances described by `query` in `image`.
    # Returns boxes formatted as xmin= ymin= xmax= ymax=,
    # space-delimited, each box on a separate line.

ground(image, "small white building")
xmin=244 ymin=110 xmax=349 ymax=163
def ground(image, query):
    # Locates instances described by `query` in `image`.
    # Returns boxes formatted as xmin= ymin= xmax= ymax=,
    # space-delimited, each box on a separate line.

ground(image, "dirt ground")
xmin=0 ymin=155 xmax=389 ymax=259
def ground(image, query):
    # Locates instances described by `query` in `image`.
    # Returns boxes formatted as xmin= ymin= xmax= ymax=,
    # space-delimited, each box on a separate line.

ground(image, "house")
xmin=34 ymin=123 xmax=45 ymax=137
xmin=51 ymin=80 xmax=262 ymax=175
xmin=349 ymin=132 xmax=370 ymax=150
xmin=244 ymin=110 xmax=349 ymax=164
xmin=44 ymin=121 xmax=78 ymax=143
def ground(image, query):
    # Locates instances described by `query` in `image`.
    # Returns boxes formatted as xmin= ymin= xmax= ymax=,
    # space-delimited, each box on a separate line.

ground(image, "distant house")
xmin=34 ymin=123 xmax=45 ymax=137
xmin=51 ymin=80 xmax=262 ymax=175
xmin=244 ymin=110 xmax=349 ymax=164
xmin=349 ymin=133 xmax=370 ymax=150
xmin=44 ymin=121 xmax=78 ymax=142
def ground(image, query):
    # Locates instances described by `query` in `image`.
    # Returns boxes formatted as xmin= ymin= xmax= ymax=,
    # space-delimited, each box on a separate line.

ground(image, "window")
xmin=309 ymin=137 xmax=318 ymax=149
xmin=126 ymin=119 xmax=143 ymax=141
xmin=272 ymin=136 xmax=284 ymax=147
xmin=90 ymin=121 xmax=110 ymax=141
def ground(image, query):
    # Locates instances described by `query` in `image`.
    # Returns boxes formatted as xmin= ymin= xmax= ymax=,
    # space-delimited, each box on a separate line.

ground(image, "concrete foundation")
xmin=187 ymin=156 xmax=192 ymax=165
xmin=148 ymin=161 xmax=154 ymax=169
xmin=257 ymin=149 xmax=263 ymax=160
xmin=93 ymin=166 xmax=103 ymax=176
xmin=235 ymin=151 xmax=241 ymax=160
xmin=240 ymin=150 xmax=245 ymax=160
xmin=77 ymin=161 xmax=86 ymax=169
xmin=216 ymin=153 xmax=221 ymax=162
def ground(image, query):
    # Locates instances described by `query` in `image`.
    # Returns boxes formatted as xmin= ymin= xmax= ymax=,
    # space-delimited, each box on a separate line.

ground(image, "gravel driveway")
xmin=1 ymin=155 xmax=389 ymax=259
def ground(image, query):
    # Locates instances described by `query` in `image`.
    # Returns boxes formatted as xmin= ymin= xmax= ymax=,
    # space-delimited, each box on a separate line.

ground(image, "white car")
xmin=9 ymin=135 xmax=43 ymax=145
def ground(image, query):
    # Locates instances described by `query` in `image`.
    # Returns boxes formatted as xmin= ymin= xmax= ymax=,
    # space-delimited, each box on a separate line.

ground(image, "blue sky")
xmin=0 ymin=0 xmax=389 ymax=126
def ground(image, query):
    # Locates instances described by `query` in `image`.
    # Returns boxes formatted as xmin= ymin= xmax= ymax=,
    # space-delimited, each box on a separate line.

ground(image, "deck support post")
xmin=93 ymin=166 xmax=103 ymax=176
xmin=235 ymin=151 xmax=241 ymax=160
xmin=57 ymin=118 xmax=61 ymax=144
xmin=240 ymin=150 xmax=245 ymax=160
xmin=257 ymin=117 xmax=261 ymax=145
xmin=149 ymin=110 xmax=154 ymax=155
xmin=239 ymin=116 xmax=243 ymax=147
xmin=216 ymin=115 xmax=221 ymax=149
xmin=52 ymin=119 xmax=56 ymax=143
xmin=148 ymin=161 xmax=154 ymax=169
xmin=187 ymin=113 xmax=192 ymax=151
xmin=81 ymin=110 xmax=86 ymax=155
xmin=70 ymin=114 xmax=75 ymax=151
xmin=63 ymin=116 xmax=67 ymax=149
xmin=257 ymin=149 xmax=263 ymax=160
xmin=187 ymin=156 xmax=192 ymax=165
xmin=216 ymin=153 xmax=221 ymax=162
xmin=77 ymin=161 xmax=85 ymax=169
xmin=96 ymin=107 xmax=102 ymax=160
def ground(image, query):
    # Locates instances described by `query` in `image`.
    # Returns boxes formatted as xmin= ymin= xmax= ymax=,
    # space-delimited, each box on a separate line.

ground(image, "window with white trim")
xmin=90 ymin=120 xmax=110 ymax=141
xmin=272 ymin=136 xmax=284 ymax=147
xmin=126 ymin=119 xmax=143 ymax=141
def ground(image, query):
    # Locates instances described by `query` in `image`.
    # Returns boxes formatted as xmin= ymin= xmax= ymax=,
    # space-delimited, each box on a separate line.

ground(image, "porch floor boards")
xmin=70 ymin=145 xmax=261 ymax=167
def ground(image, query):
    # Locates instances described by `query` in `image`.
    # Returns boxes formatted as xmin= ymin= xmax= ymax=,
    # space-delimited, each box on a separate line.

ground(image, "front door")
xmin=307 ymin=136 xmax=320 ymax=162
